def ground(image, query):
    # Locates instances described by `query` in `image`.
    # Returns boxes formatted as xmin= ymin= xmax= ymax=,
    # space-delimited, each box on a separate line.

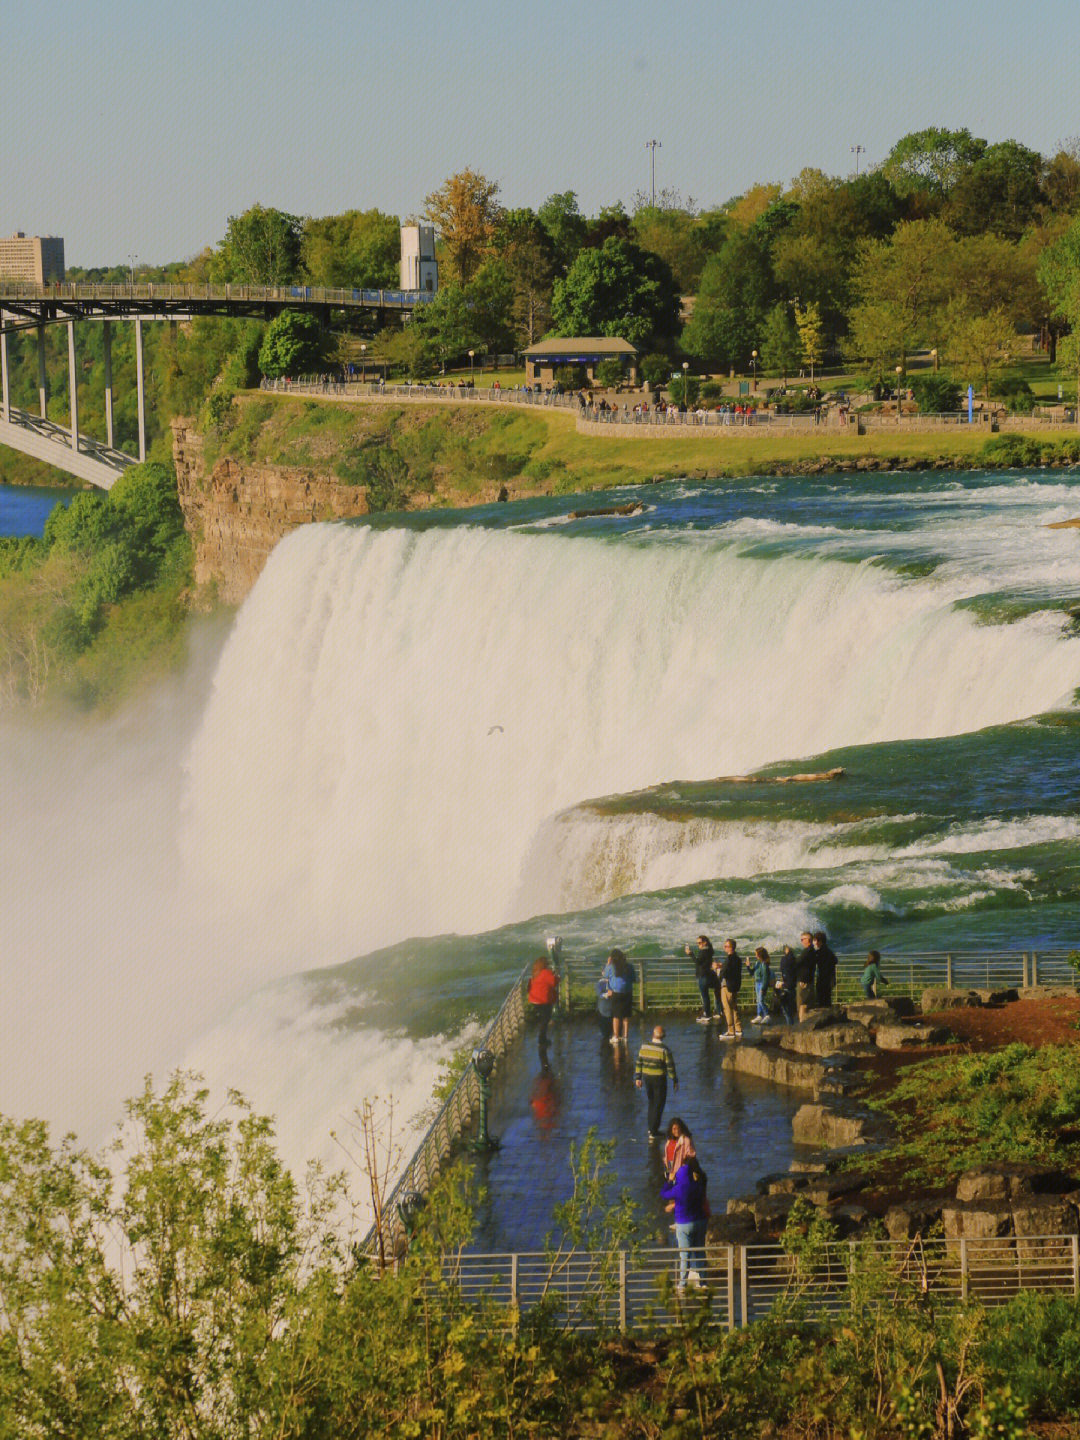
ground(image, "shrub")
xmin=910 ymin=373 xmax=962 ymax=413
xmin=640 ymin=352 xmax=671 ymax=390
xmin=594 ymin=357 xmax=625 ymax=389
xmin=991 ymin=376 xmax=1036 ymax=413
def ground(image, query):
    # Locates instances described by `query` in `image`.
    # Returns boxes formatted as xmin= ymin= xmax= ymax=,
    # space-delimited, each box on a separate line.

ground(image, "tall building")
xmin=399 ymin=224 xmax=438 ymax=293
xmin=0 ymin=233 xmax=66 ymax=284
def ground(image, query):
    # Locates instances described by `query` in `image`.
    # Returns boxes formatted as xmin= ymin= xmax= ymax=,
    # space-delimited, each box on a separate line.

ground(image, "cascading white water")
xmin=182 ymin=520 xmax=1080 ymax=959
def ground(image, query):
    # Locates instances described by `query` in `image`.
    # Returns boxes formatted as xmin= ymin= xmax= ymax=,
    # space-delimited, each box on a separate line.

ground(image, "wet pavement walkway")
xmin=469 ymin=1010 xmax=806 ymax=1251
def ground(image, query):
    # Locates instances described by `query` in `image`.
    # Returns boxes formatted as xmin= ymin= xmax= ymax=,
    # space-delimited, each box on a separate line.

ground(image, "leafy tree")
xmin=948 ymin=140 xmax=1046 ymax=240
xmin=1044 ymin=142 xmax=1080 ymax=215
xmin=947 ymin=308 xmax=1017 ymax=400
xmin=424 ymin=168 xmax=503 ymax=283
xmin=497 ymin=208 xmax=554 ymax=345
xmin=760 ymin=303 xmax=801 ymax=382
xmin=550 ymin=236 xmax=678 ymax=349
xmin=464 ymin=259 xmax=515 ymax=353
xmin=302 ymin=209 xmax=400 ymax=288
xmin=258 ymin=311 xmax=324 ymax=378
xmin=795 ymin=301 xmax=824 ymax=381
xmin=631 ymin=198 xmax=708 ymax=291
xmin=881 ymin=127 xmax=988 ymax=197
xmin=948 ymin=233 xmax=1039 ymax=326
xmin=682 ymin=229 xmax=775 ymax=371
xmin=1038 ymin=212 xmax=1080 ymax=386
xmin=849 ymin=218 xmax=954 ymax=369
xmin=725 ymin=183 xmax=783 ymax=229
xmin=410 ymin=281 xmax=480 ymax=372
xmin=536 ymin=191 xmax=588 ymax=275
xmin=215 ymin=204 xmax=304 ymax=285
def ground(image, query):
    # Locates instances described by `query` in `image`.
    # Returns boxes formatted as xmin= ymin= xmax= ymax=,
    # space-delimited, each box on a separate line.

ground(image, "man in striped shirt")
xmin=635 ymin=1024 xmax=679 ymax=1141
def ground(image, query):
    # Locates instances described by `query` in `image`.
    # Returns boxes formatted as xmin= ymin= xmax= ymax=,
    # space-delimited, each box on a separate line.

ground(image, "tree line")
xmin=59 ymin=126 xmax=1080 ymax=401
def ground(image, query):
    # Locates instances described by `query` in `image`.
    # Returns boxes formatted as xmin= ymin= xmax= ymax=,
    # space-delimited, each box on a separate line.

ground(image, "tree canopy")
xmin=424 ymin=169 xmax=503 ymax=284
xmin=215 ymin=205 xmax=304 ymax=285
xmin=550 ymin=236 xmax=679 ymax=349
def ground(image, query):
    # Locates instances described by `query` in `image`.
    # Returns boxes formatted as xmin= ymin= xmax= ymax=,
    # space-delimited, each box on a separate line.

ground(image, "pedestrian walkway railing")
xmin=255 ymin=379 xmax=1080 ymax=435
xmin=370 ymin=1233 xmax=1080 ymax=1332
xmin=557 ymin=950 xmax=1077 ymax=1012
xmin=366 ymin=960 xmax=531 ymax=1259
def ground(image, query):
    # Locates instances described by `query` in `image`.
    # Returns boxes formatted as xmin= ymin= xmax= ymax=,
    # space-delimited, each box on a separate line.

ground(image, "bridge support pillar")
xmin=37 ymin=326 xmax=48 ymax=418
xmin=135 ymin=318 xmax=146 ymax=462
xmin=0 ymin=311 xmax=9 ymax=424
xmin=103 ymin=322 xmax=114 ymax=449
xmin=67 ymin=321 xmax=79 ymax=453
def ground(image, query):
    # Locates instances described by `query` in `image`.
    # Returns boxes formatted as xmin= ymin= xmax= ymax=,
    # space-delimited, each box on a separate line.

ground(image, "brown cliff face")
xmin=172 ymin=420 xmax=369 ymax=605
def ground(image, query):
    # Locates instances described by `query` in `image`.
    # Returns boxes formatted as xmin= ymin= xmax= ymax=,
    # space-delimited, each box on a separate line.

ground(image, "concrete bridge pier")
xmin=103 ymin=322 xmax=114 ymax=448
xmin=135 ymin=318 xmax=146 ymax=462
xmin=37 ymin=326 xmax=48 ymax=418
xmin=0 ymin=311 xmax=9 ymax=423
xmin=67 ymin=321 xmax=79 ymax=454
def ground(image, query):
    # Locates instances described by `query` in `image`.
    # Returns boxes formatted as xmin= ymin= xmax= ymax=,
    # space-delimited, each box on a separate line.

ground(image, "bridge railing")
xmin=0 ymin=281 xmax=436 ymax=309
xmin=370 ymin=1232 xmax=1080 ymax=1332
xmin=557 ymin=950 xmax=1077 ymax=1011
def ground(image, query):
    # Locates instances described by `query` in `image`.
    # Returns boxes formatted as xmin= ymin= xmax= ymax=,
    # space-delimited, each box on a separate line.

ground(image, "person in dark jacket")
xmin=717 ymin=938 xmax=743 ymax=1039
xmin=661 ymin=1153 xmax=708 ymax=1289
xmin=685 ymin=935 xmax=719 ymax=1022
xmin=635 ymin=1024 xmax=678 ymax=1139
xmin=813 ymin=931 xmax=839 ymax=1008
xmin=777 ymin=945 xmax=798 ymax=1025
xmin=795 ymin=930 xmax=816 ymax=1021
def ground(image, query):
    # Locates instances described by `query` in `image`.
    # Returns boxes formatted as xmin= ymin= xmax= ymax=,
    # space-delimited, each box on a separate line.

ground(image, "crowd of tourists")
xmin=524 ymin=933 xmax=889 ymax=1293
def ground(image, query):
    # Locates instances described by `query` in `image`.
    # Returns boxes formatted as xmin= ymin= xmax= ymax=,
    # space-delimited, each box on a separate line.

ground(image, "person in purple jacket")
xmin=661 ymin=1153 xmax=709 ymax=1290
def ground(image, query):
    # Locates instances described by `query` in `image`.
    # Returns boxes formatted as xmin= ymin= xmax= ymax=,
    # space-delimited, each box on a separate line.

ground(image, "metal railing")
xmin=557 ymin=951 xmax=1077 ymax=1011
xmin=375 ymin=1233 xmax=1080 ymax=1332
xmin=366 ymin=961 xmax=531 ymax=1255
xmin=254 ymin=379 xmax=1080 ymax=436
xmin=0 ymin=280 xmax=436 ymax=310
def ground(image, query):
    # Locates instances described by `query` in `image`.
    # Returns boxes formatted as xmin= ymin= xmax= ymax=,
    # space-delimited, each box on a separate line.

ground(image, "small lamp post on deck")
xmin=471 ymin=1048 xmax=500 ymax=1152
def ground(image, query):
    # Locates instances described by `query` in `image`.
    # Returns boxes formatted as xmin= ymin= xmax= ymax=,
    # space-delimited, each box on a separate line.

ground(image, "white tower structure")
xmin=400 ymin=224 xmax=438 ymax=293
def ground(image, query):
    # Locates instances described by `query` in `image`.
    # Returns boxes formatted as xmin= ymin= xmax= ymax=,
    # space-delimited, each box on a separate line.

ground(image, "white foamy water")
xmin=4 ymin=495 xmax=1079 ymax=1170
xmin=182 ymin=522 xmax=1080 ymax=951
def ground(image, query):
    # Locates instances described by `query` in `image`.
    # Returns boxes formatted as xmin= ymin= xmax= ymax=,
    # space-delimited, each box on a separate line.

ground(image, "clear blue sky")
xmin=6 ymin=0 xmax=1076 ymax=266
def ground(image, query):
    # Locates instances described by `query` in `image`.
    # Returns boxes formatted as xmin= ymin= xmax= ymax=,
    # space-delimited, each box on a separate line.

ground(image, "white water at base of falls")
xmin=182 ymin=522 xmax=1080 ymax=959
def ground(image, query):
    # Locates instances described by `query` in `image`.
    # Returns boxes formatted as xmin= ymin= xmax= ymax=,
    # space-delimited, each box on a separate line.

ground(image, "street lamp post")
xmin=751 ymin=349 xmax=758 ymax=391
xmin=360 ymin=343 xmax=367 ymax=383
xmin=127 ymin=253 xmax=138 ymax=287
xmin=930 ymin=347 xmax=938 ymax=373
xmin=471 ymin=1049 xmax=500 ymax=1152
xmin=645 ymin=139 xmax=661 ymax=206
xmin=895 ymin=365 xmax=904 ymax=419
xmin=681 ymin=360 xmax=689 ymax=413
xmin=468 ymin=349 xmax=475 ymax=384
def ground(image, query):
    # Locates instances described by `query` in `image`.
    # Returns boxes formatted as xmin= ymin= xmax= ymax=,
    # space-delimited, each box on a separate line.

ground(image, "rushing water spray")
xmin=183 ymin=520 xmax=1080 ymax=956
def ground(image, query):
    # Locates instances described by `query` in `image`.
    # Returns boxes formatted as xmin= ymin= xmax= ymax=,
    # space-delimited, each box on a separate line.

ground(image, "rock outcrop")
xmin=172 ymin=420 xmax=370 ymax=604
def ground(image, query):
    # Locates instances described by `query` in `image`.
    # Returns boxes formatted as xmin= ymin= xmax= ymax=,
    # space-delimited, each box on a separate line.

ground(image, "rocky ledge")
xmin=708 ymin=985 xmax=1080 ymax=1250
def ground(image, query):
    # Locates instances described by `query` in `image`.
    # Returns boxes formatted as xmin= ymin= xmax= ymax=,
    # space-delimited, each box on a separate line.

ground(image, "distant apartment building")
xmin=0 ymin=232 xmax=65 ymax=284
xmin=399 ymin=224 xmax=438 ymax=293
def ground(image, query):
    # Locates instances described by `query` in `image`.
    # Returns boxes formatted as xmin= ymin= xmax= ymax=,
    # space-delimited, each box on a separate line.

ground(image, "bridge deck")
xmin=0 ymin=407 xmax=130 ymax=488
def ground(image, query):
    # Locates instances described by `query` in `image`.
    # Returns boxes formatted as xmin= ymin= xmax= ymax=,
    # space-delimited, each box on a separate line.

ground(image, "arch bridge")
xmin=0 ymin=281 xmax=433 ymax=489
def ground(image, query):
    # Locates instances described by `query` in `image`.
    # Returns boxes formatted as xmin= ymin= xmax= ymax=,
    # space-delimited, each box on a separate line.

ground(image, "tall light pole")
xmin=127 ymin=253 xmax=138 ymax=287
xmin=850 ymin=144 xmax=865 ymax=176
xmin=645 ymin=139 xmax=662 ymax=206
